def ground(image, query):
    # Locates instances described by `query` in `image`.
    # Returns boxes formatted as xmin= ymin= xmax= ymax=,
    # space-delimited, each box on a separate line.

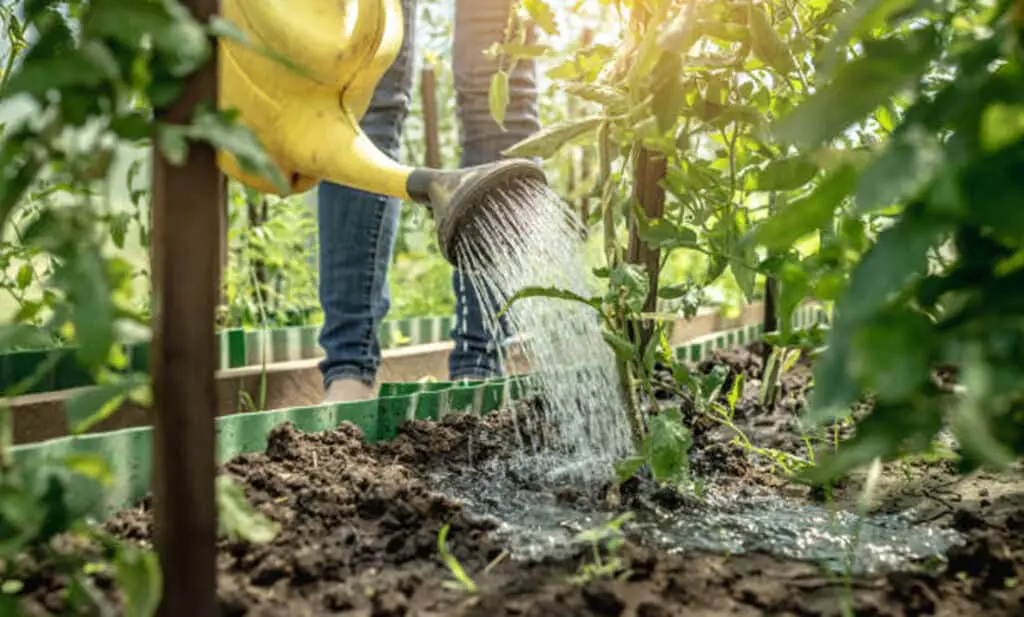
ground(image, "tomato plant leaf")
xmin=65 ymin=373 xmax=149 ymax=435
xmin=750 ymin=156 xmax=819 ymax=191
xmin=503 ymin=116 xmax=604 ymax=159
xmin=603 ymin=330 xmax=637 ymax=363
xmin=748 ymin=2 xmax=796 ymax=75
xmin=646 ymin=408 xmax=692 ymax=484
xmin=115 ymin=543 xmax=162 ymax=617
xmin=854 ymin=127 xmax=945 ymax=215
xmin=498 ymin=286 xmax=600 ymax=319
xmin=522 ymin=0 xmax=558 ymax=36
xmin=489 ymin=71 xmax=510 ymax=130
xmin=749 ymin=165 xmax=858 ymax=251
xmin=217 ymin=476 xmax=280 ymax=544
xmin=774 ymin=29 xmax=940 ymax=149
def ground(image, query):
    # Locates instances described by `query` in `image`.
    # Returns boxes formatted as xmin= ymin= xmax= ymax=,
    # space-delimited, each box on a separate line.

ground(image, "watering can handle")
xmin=227 ymin=0 xmax=384 ymax=88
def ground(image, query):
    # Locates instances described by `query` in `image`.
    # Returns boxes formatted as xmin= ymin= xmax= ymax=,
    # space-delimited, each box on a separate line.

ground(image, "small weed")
xmin=570 ymin=512 xmax=634 ymax=585
xmin=713 ymin=372 xmax=812 ymax=475
xmin=437 ymin=524 xmax=478 ymax=593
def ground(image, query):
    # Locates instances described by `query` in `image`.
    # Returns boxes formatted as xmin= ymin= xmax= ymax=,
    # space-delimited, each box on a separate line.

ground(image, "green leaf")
xmin=801 ymin=403 xmax=928 ymax=484
xmin=0 ymin=485 xmax=45 ymax=558
xmin=730 ymin=242 xmax=758 ymax=302
xmin=950 ymin=347 xmax=1016 ymax=470
xmin=157 ymin=125 xmax=189 ymax=165
xmin=658 ymin=3 xmax=700 ymax=54
xmin=85 ymin=0 xmax=210 ymax=77
xmin=841 ymin=211 xmax=949 ymax=325
xmin=3 ymin=40 xmax=119 ymax=98
xmin=646 ymin=408 xmax=692 ymax=483
xmin=60 ymin=248 xmax=115 ymax=369
xmin=854 ymin=127 xmax=945 ymax=215
xmin=217 ymin=476 xmax=280 ymax=544
xmin=749 ymin=165 xmax=857 ymax=251
xmin=750 ymin=156 xmax=819 ymax=191
xmin=980 ymin=103 xmax=1024 ymax=152
xmin=111 ymin=112 xmax=152 ymax=142
xmin=437 ymin=524 xmax=478 ymax=593
xmin=0 ymin=324 xmax=52 ymax=353
xmin=700 ymin=21 xmax=750 ymax=45
xmin=563 ymin=83 xmax=629 ymax=112
xmin=849 ymin=308 xmax=934 ymax=402
xmin=15 ymin=264 xmax=32 ymax=290
xmin=65 ymin=374 xmax=149 ymax=435
xmin=498 ymin=286 xmax=599 ymax=319
xmin=115 ymin=543 xmax=162 ymax=617
xmin=614 ymin=456 xmax=645 ymax=483
xmin=489 ymin=71 xmax=510 ymax=130
xmin=806 ymin=322 xmax=858 ymax=425
xmin=658 ymin=284 xmax=697 ymax=300
xmin=652 ymin=54 xmax=687 ymax=132
xmin=522 ymin=0 xmax=558 ymax=36
xmin=496 ymin=42 xmax=550 ymax=59
xmin=747 ymin=3 xmax=796 ymax=74
xmin=774 ymin=29 xmax=939 ymax=149
xmin=502 ymin=116 xmax=604 ymax=159
xmin=634 ymin=205 xmax=698 ymax=250
xmin=62 ymin=454 xmax=113 ymax=487
xmin=818 ymin=0 xmax=918 ymax=77
xmin=184 ymin=107 xmax=288 ymax=193
xmin=726 ymin=372 xmax=744 ymax=412
xmin=603 ymin=331 xmax=636 ymax=363
xmin=609 ymin=264 xmax=650 ymax=314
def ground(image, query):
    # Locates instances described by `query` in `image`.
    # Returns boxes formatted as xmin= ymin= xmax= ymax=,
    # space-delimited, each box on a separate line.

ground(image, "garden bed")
xmin=9 ymin=345 xmax=1024 ymax=617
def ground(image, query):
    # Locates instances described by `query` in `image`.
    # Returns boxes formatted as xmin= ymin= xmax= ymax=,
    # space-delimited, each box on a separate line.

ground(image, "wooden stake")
xmin=150 ymin=0 xmax=221 ymax=615
xmin=627 ymin=147 xmax=668 ymax=349
xmin=421 ymin=65 xmax=442 ymax=169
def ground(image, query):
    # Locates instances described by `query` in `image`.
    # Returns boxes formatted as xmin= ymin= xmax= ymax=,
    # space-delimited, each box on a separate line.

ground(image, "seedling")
xmin=437 ymin=524 xmax=479 ymax=593
xmin=570 ymin=512 xmax=634 ymax=585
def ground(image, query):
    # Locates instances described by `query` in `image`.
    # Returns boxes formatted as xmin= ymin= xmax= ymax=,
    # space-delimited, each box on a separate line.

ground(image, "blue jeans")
xmin=317 ymin=0 xmax=540 ymax=387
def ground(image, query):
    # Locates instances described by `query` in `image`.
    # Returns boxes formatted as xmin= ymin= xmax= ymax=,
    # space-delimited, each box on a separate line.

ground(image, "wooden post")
xmin=421 ymin=65 xmax=442 ymax=169
xmin=627 ymin=147 xmax=667 ymax=348
xmin=150 ymin=0 xmax=221 ymax=615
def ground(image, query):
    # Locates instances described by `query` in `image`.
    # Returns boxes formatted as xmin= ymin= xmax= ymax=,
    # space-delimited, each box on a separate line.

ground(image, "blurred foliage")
xmin=0 ymin=0 xmax=286 ymax=614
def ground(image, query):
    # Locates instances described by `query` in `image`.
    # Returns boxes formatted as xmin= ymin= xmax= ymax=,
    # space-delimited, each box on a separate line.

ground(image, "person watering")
xmin=317 ymin=0 xmax=541 ymax=402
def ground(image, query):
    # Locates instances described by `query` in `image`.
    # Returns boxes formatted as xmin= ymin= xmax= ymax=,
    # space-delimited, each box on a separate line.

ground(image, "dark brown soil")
xmin=7 ymin=346 xmax=1024 ymax=617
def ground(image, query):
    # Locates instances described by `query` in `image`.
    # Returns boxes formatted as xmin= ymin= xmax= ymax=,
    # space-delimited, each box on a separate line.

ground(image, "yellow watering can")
xmin=217 ymin=0 xmax=545 ymax=263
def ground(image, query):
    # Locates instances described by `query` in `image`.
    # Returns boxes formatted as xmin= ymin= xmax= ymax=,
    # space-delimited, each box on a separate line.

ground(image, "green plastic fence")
xmin=0 ymin=315 xmax=456 ymax=396
xmin=8 ymin=305 xmax=828 ymax=522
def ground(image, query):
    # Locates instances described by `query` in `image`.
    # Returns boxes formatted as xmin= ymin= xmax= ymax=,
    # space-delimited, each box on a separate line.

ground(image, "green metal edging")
xmin=11 ymin=375 xmax=531 ymax=521
xmin=7 ymin=305 xmax=829 ymax=523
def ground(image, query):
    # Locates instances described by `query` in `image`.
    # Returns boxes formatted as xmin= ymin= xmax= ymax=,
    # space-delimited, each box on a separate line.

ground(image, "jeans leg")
xmin=318 ymin=0 xmax=418 ymax=388
xmin=448 ymin=0 xmax=541 ymax=380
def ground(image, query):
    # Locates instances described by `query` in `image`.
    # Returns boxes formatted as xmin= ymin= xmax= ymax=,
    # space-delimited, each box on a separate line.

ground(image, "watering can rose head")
xmin=406 ymin=159 xmax=548 ymax=265
xmin=214 ymin=0 xmax=550 ymax=267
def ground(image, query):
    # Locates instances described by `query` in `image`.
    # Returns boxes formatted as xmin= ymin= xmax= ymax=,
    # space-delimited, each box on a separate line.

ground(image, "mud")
xmin=8 ymin=345 xmax=1024 ymax=616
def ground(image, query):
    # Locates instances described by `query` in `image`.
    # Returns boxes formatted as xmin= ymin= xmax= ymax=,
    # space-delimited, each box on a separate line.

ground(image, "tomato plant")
xmin=499 ymin=0 xmax=1024 ymax=485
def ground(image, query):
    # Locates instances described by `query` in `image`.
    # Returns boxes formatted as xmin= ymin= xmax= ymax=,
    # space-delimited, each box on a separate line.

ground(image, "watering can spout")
xmin=406 ymin=160 xmax=547 ymax=265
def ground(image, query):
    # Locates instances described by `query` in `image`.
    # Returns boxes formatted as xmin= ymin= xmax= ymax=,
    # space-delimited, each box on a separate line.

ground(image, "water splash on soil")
xmin=453 ymin=178 xmax=632 ymax=481
xmin=432 ymin=457 xmax=964 ymax=576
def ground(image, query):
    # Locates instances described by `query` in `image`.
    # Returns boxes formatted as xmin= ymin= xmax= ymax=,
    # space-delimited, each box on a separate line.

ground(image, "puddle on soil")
xmin=432 ymin=456 xmax=964 ymax=576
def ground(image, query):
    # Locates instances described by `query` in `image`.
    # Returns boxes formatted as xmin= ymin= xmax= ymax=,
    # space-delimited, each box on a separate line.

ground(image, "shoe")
xmin=323 ymin=378 xmax=374 ymax=404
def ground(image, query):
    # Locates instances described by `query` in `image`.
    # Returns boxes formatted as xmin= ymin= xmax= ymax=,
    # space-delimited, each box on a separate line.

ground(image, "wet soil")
xmin=8 ymin=345 xmax=1024 ymax=616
